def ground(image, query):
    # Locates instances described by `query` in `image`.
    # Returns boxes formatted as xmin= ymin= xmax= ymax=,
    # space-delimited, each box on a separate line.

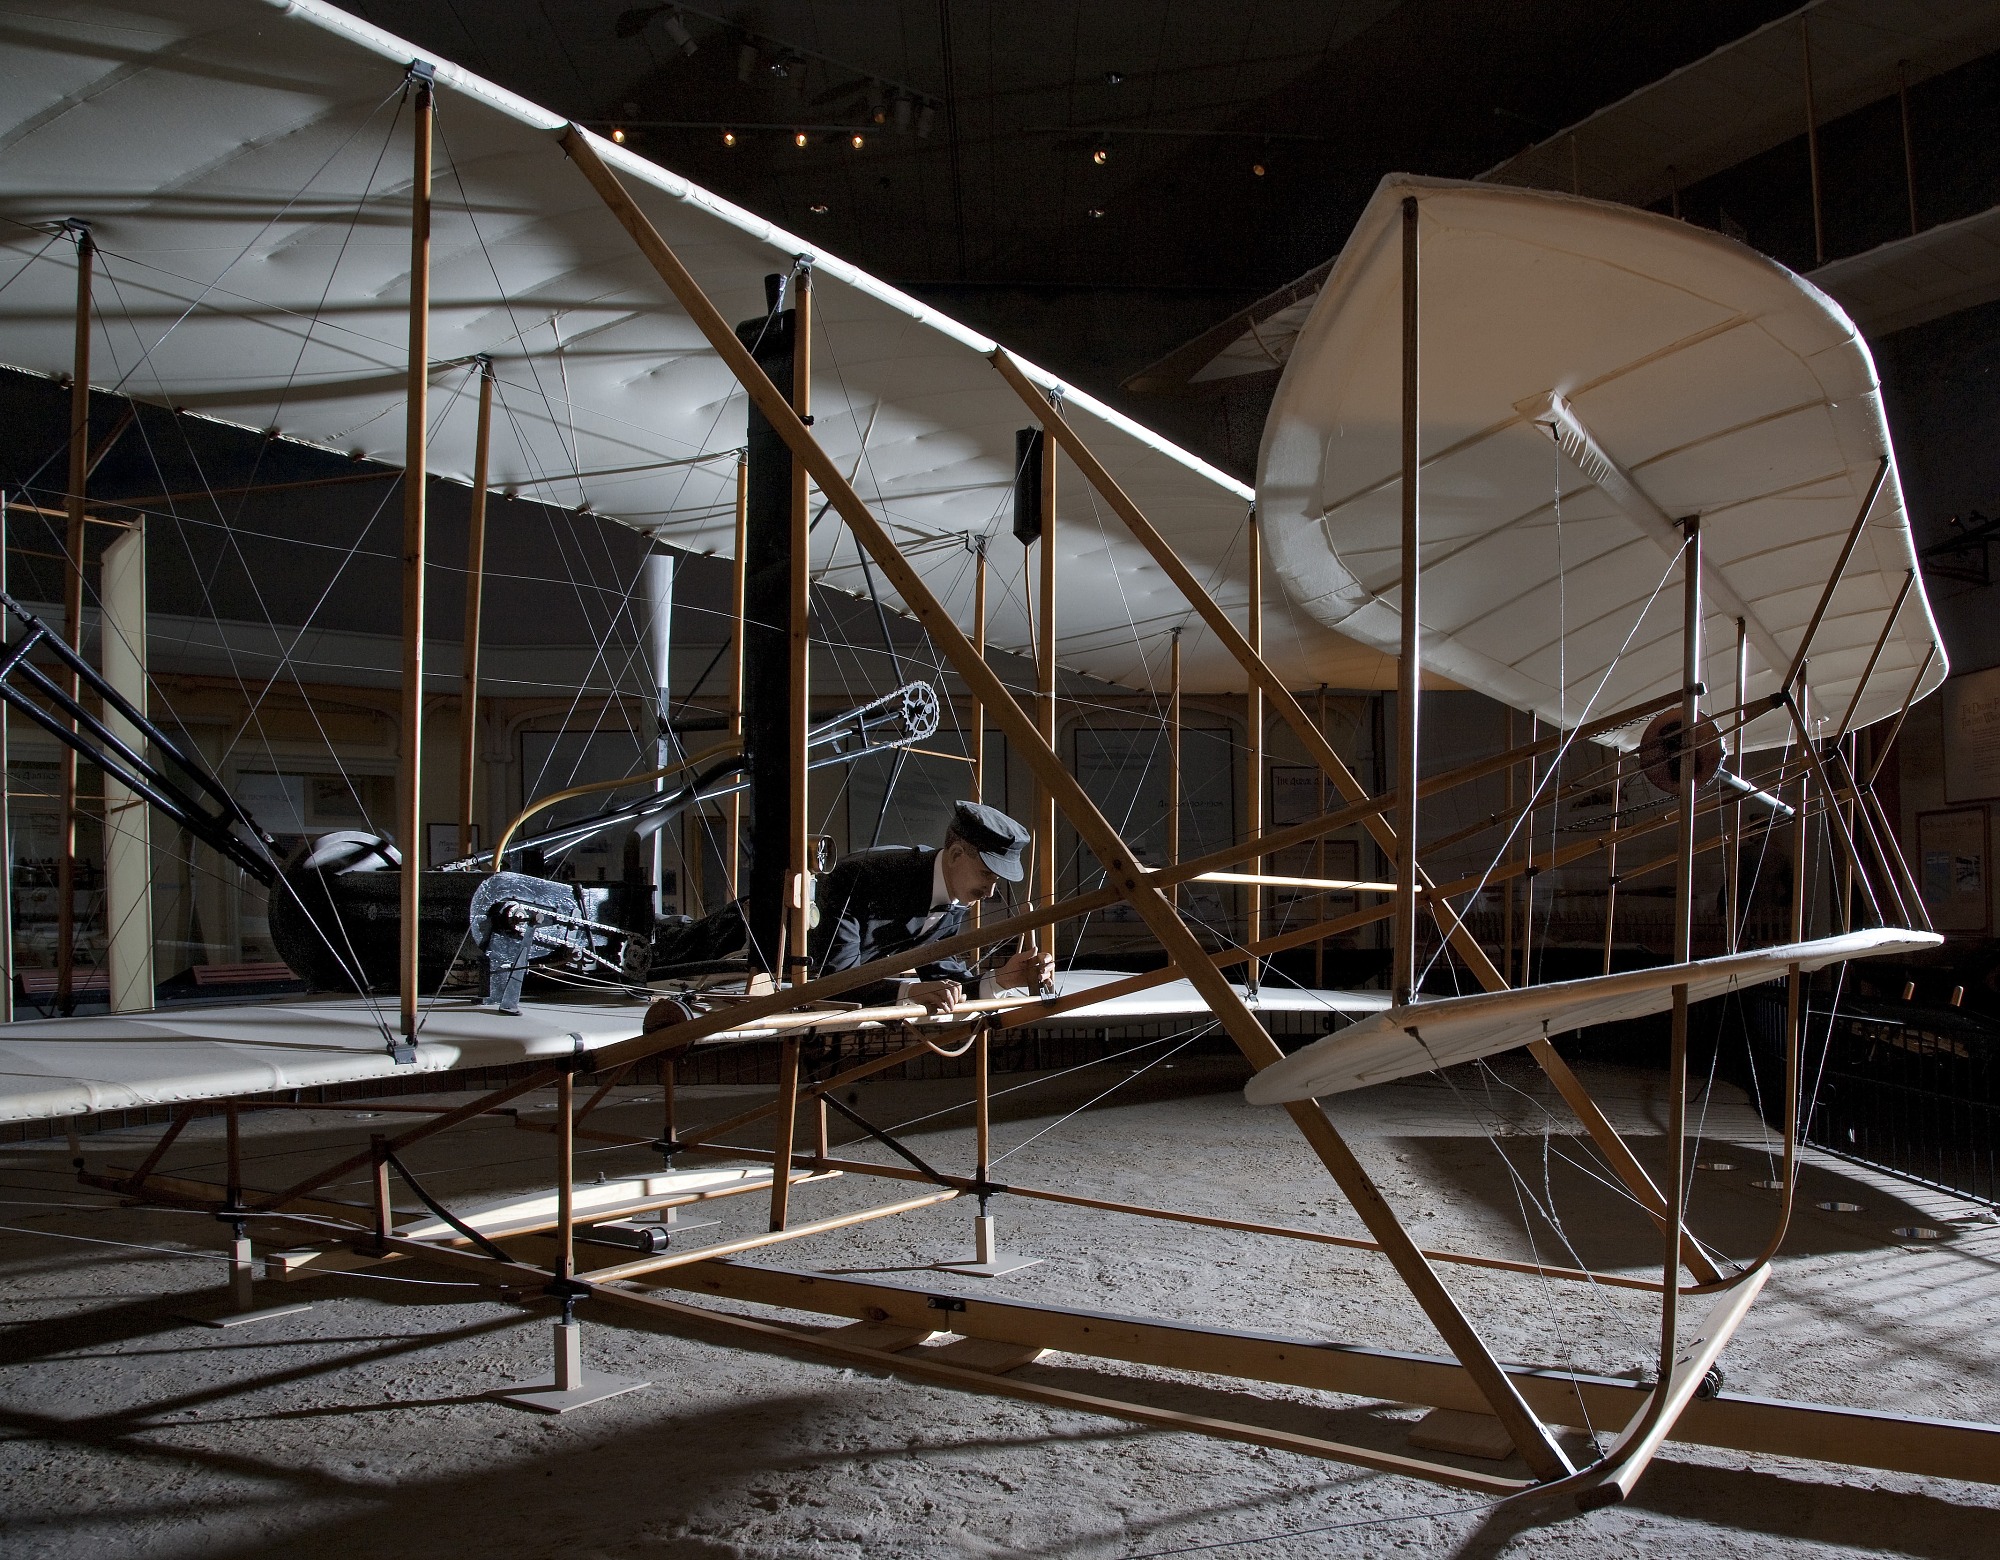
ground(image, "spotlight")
xmin=1087 ymin=207 xmax=1105 ymax=218
xmin=851 ymin=133 xmax=864 ymax=149
xmin=1251 ymin=161 xmax=1266 ymax=177
xmin=737 ymin=41 xmax=758 ymax=81
xmin=873 ymin=108 xmax=887 ymax=125
xmin=769 ymin=58 xmax=791 ymax=79
xmin=916 ymin=102 xmax=935 ymax=138
xmin=661 ymin=10 xmax=696 ymax=55
xmin=1092 ymin=147 xmax=1108 ymax=166
xmin=611 ymin=127 xmax=627 ymax=143
xmin=722 ymin=129 xmax=736 ymax=147
xmin=1103 ymin=70 xmax=1126 ymax=85
xmin=794 ymin=130 xmax=808 ymax=147
xmin=810 ymin=202 xmax=829 ymax=214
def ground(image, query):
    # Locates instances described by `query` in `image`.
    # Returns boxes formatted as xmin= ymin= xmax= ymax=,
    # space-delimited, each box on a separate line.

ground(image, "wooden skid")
xmin=646 ymin=1258 xmax=2000 ymax=1487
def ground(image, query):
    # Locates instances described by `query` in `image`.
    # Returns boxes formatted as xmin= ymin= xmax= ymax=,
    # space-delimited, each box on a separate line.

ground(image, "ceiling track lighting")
xmin=1092 ymin=146 xmax=1108 ymax=165
xmin=851 ymin=133 xmax=865 ymax=149
xmin=794 ymin=130 xmax=809 ymax=148
xmin=721 ymin=129 xmax=736 ymax=146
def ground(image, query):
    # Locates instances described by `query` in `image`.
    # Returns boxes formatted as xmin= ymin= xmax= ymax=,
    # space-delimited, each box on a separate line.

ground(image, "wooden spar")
xmin=970 ymin=537 xmax=986 ymax=927
xmin=1602 ymin=749 xmax=1622 ymax=975
xmin=57 ymin=226 xmax=92 ymax=1017
xmin=769 ymin=1037 xmax=800 ymax=1230
xmin=1834 ymin=568 xmax=1916 ymax=741
xmin=1167 ymin=628 xmax=1182 ymax=887
xmin=397 ymin=75 xmax=433 ymax=1054
xmin=1728 ymin=617 xmax=1748 ymax=952
xmin=1393 ymin=195 xmax=1420 ymax=1008
xmin=1782 ymin=456 xmax=1890 ymax=693
xmin=1803 ymin=16 xmax=1825 ymax=267
xmin=559 ymin=130 xmax=1572 ymax=1479
xmin=726 ymin=453 xmax=747 ymax=897
xmin=555 ymin=1069 xmax=575 ymax=1283
xmin=1315 ymin=683 xmax=1328 ymax=986
xmin=1504 ymin=707 xmax=1516 ymax=982
xmin=974 ymin=1024 xmax=992 ymax=1209
xmin=1522 ymin=716 xmax=1539 ymax=985
xmin=1246 ymin=507 xmax=1264 ymax=988
xmin=1779 ymin=688 xmax=1883 ymax=925
xmin=1035 ymin=414 xmax=1057 ymax=956
xmin=1867 ymin=643 xmax=1936 ymax=789
xmin=457 ymin=357 xmax=493 ymax=858
xmin=788 ymin=268 xmax=813 ymax=983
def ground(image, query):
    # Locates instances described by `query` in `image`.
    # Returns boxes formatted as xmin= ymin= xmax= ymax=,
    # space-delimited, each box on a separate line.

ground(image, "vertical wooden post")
xmin=1522 ymin=718 xmax=1538 ymax=986
xmin=1602 ymin=749 xmax=1622 ymax=976
xmin=770 ymin=1037 xmax=801 ymax=1229
xmin=974 ymin=1024 xmax=991 ymax=1201
xmin=1315 ymin=683 xmax=1329 ymax=987
xmin=457 ymin=358 xmax=493 ymax=858
xmin=225 ymin=1101 xmax=242 ymax=1210
xmin=725 ymin=453 xmax=747 ymax=897
xmin=369 ymin=1134 xmax=393 ymax=1254
xmin=101 ymin=524 xmax=152 ymax=1013
xmin=396 ymin=73 xmax=434 ymax=1056
xmin=1392 ymin=195 xmax=1420 ymax=1009
xmin=1503 ymin=707 xmax=1516 ymax=985
xmin=969 ymin=538 xmax=987 ymax=927
xmin=1662 ymin=516 xmax=1702 ymax=1384
xmin=56 ymin=227 xmax=92 ymax=1017
xmin=1803 ymin=17 xmax=1824 ymax=266
xmin=555 ymin=1069 xmax=575 ymax=1282
xmin=659 ymin=1057 xmax=677 ymax=1160
xmin=1166 ymin=629 xmax=1182 ymax=886
xmin=1246 ymin=507 xmax=1264 ymax=989
xmin=1898 ymin=61 xmax=1919 ymax=237
xmin=1727 ymin=617 xmax=1747 ymax=952
xmin=787 ymin=270 xmax=813 ymax=983
xmin=1035 ymin=414 xmax=1057 ymax=953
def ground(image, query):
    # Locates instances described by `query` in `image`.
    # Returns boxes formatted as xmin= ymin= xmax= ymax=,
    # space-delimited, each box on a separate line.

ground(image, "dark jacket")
xmin=808 ymin=846 xmax=978 ymax=1004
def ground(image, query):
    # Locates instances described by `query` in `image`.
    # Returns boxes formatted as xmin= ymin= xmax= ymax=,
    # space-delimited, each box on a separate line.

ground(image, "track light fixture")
xmin=851 ymin=133 xmax=864 ymax=149
xmin=611 ymin=127 xmax=627 ymax=143
xmin=661 ymin=10 xmax=696 ymax=55
xmin=722 ymin=130 xmax=736 ymax=146
xmin=794 ymin=130 xmax=808 ymax=147
xmin=1252 ymin=161 xmax=1266 ymax=177
xmin=1092 ymin=147 xmax=1108 ymax=166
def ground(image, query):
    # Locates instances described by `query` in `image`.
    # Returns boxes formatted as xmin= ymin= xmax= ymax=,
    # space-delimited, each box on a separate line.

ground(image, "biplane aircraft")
xmin=0 ymin=0 xmax=1990 ymax=1510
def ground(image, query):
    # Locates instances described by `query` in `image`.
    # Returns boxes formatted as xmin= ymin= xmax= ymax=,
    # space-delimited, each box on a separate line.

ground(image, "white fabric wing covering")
xmin=1243 ymin=927 xmax=1942 ymax=1105
xmin=1258 ymin=175 xmax=1946 ymax=749
xmin=0 ymin=0 xmax=1393 ymax=694
xmin=0 ymin=999 xmax=644 ymax=1124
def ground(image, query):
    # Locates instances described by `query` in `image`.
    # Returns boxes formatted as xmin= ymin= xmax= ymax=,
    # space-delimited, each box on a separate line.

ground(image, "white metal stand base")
xmin=499 ymin=1320 xmax=649 ymax=1414
xmin=934 ymin=1214 xmax=1041 ymax=1279
xmin=179 ymin=1234 xmax=313 ymax=1329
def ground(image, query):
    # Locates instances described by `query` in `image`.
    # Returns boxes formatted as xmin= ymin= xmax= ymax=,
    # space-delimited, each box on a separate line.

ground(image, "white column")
xmin=101 ymin=523 xmax=153 ymax=1012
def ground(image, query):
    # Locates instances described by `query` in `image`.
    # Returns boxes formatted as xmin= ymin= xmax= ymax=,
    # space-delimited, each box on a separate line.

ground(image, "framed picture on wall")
xmin=1917 ymin=807 xmax=1989 ymax=934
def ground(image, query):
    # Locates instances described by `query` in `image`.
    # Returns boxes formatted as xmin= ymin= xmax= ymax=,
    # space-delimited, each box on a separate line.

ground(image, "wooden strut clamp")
xmin=559 ymin=130 xmax=1573 ymax=1482
xmin=457 ymin=357 xmax=493 ymax=857
xmin=396 ymin=71 xmax=434 ymax=1059
xmin=56 ymin=225 xmax=91 ymax=1017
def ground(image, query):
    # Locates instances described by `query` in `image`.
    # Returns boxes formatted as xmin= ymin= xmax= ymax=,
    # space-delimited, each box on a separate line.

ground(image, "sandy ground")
xmin=2 ymin=1045 xmax=1998 ymax=1559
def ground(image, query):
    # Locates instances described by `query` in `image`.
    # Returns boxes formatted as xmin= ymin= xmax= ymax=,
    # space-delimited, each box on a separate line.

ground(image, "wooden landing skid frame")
xmin=75 ymin=145 xmax=1982 ymax=1512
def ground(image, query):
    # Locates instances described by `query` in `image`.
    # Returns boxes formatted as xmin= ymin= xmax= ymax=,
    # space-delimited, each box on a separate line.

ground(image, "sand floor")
xmin=3 ymin=1047 xmax=1997 ymax=1558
